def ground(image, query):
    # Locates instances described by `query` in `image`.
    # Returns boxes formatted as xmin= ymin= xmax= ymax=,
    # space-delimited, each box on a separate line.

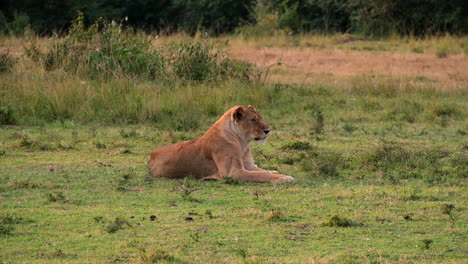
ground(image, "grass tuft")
xmin=140 ymin=249 xmax=177 ymax=263
xmin=105 ymin=217 xmax=131 ymax=234
xmin=267 ymin=209 xmax=285 ymax=222
xmin=321 ymin=215 xmax=362 ymax=227
xmin=46 ymin=192 xmax=68 ymax=203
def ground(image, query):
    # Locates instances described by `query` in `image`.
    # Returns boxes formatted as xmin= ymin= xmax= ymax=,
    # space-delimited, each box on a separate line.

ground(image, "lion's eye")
xmin=251 ymin=118 xmax=257 ymax=122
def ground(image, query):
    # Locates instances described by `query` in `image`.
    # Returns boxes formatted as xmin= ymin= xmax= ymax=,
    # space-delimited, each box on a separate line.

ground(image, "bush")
xmin=25 ymin=12 xmax=167 ymax=80
xmin=0 ymin=11 xmax=30 ymax=36
xmin=25 ymin=13 xmax=251 ymax=84
xmin=0 ymin=105 xmax=17 ymax=125
xmin=0 ymin=52 xmax=15 ymax=73
xmin=169 ymin=41 xmax=251 ymax=82
xmin=0 ymin=215 xmax=21 ymax=235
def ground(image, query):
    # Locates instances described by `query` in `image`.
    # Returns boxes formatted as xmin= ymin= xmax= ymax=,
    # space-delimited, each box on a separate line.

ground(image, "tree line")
xmin=1 ymin=0 xmax=467 ymax=36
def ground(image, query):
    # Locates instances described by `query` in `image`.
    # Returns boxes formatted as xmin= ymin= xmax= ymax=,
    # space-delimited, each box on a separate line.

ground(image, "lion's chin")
xmin=254 ymin=138 xmax=267 ymax=144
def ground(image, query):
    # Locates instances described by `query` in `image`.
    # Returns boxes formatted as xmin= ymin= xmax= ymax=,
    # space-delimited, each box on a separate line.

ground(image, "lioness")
xmin=148 ymin=105 xmax=294 ymax=183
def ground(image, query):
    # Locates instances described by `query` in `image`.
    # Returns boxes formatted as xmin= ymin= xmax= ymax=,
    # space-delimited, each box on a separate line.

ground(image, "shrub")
xmin=0 ymin=52 xmax=16 ymax=73
xmin=432 ymin=103 xmax=460 ymax=118
xmin=0 ymin=215 xmax=23 ymax=235
xmin=169 ymin=41 xmax=251 ymax=82
xmin=25 ymin=13 xmax=251 ymax=84
xmin=0 ymin=105 xmax=17 ymax=125
xmin=25 ymin=12 xmax=167 ymax=80
xmin=436 ymin=47 xmax=449 ymax=58
xmin=343 ymin=123 xmax=358 ymax=133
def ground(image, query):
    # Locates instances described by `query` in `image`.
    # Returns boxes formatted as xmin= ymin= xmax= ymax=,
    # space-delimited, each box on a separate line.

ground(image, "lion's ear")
xmin=247 ymin=105 xmax=256 ymax=111
xmin=233 ymin=106 xmax=246 ymax=122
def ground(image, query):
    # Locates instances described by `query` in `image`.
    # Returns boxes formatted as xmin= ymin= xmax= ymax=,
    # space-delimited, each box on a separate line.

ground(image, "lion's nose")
xmin=263 ymin=129 xmax=270 ymax=135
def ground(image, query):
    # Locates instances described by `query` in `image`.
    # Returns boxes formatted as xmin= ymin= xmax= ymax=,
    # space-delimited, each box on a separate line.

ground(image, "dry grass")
xmin=3 ymin=34 xmax=466 ymax=91
xmin=228 ymin=46 xmax=468 ymax=90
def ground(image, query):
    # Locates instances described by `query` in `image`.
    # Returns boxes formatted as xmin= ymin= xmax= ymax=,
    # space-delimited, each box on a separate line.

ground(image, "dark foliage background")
xmin=0 ymin=0 xmax=467 ymax=36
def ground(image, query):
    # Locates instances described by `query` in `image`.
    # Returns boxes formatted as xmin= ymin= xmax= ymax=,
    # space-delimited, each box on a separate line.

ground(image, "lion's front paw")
xmin=276 ymin=175 xmax=294 ymax=183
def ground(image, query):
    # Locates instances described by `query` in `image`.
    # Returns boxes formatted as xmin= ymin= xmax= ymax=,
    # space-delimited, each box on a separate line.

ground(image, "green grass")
xmin=0 ymin=95 xmax=467 ymax=262
xmin=0 ymin=30 xmax=467 ymax=262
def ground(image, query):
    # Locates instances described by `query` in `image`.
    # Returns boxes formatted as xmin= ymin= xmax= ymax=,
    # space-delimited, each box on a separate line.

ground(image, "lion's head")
xmin=232 ymin=105 xmax=271 ymax=143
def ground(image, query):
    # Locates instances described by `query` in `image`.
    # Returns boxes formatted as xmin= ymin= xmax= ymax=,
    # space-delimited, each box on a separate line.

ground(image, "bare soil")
xmin=229 ymin=46 xmax=468 ymax=88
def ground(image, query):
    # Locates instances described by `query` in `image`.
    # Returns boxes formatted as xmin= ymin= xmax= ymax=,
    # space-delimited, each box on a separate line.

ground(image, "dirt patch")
xmin=229 ymin=46 xmax=468 ymax=88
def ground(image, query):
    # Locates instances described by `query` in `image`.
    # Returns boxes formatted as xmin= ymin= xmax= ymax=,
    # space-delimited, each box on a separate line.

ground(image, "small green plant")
xmin=46 ymin=192 xmax=68 ymax=203
xmin=115 ymin=172 xmax=134 ymax=192
xmin=0 ymin=215 xmax=23 ymax=235
xmin=433 ymin=103 xmax=459 ymax=118
xmin=105 ymin=217 xmax=131 ymax=233
xmin=119 ymin=128 xmax=138 ymax=138
xmin=343 ymin=123 xmax=357 ymax=133
xmin=403 ymin=214 xmax=413 ymax=221
xmin=411 ymin=46 xmax=424 ymax=53
xmin=178 ymin=184 xmax=201 ymax=203
xmin=321 ymin=215 xmax=362 ymax=227
xmin=57 ymin=140 xmax=74 ymax=150
xmin=189 ymin=232 xmax=201 ymax=242
xmin=222 ymin=176 xmax=240 ymax=185
xmin=311 ymin=107 xmax=324 ymax=134
xmin=235 ymin=248 xmax=248 ymax=259
xmin=93 ymin=216 xmax=105 ymax=223
xmin=205 ymin=210 xmax=214 ymax=219
xmin=436 ymin=47 xmax=448 ymax=58
xmin=251 ymin=189 xmax=265 ymax=200
xmin=94 ymin=141 xmax=107 ymax=149
xmin=283 ymin=141 xmax=313 ymax=151
xmin=442 ymin=204 xmax=456 ymax=227
xmin=0 ymin=223 xmax=15 ymax=235
xmin=420 ymin=239 xmax=433 ymax=250
xmin=18 ymin=135 xmax=33 ymax=148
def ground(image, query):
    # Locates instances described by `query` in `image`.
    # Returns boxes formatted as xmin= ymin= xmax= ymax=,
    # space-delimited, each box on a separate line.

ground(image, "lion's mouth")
xmin=255 ymin=136 xmax=266 ymax=141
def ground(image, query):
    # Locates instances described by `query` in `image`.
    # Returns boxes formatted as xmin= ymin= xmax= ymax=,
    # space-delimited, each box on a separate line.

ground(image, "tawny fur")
xmin=148 ymin=105 xmax=294 ymax=183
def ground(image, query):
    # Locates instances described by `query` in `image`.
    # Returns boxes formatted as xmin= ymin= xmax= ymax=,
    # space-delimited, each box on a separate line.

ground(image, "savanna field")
xmin=1 ymin=18 xmax=468 ymax=263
